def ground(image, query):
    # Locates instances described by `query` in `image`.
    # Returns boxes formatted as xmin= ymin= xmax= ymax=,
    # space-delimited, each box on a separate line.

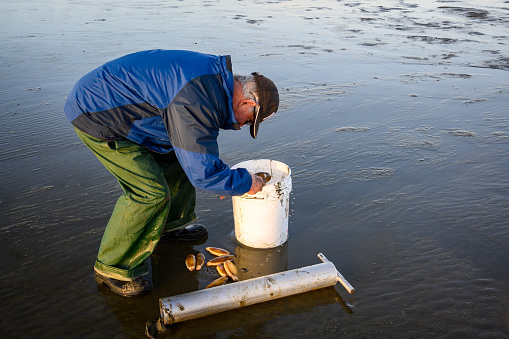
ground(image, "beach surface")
xmin=1 ymin=0 xmax=508 ymax=337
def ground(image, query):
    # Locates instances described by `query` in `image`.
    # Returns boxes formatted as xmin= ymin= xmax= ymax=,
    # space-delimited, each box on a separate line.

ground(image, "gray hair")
xmin=234 ymin=74 xmax=259 ymax=104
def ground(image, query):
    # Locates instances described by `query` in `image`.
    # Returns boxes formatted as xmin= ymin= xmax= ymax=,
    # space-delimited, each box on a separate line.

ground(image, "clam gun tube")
xmin=159 ymin=253 xmax=355 ymax=325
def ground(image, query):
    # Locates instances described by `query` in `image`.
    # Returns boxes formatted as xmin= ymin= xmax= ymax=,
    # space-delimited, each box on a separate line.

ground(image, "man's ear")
xmin=240 ymin=99 xmax=257 ymax=107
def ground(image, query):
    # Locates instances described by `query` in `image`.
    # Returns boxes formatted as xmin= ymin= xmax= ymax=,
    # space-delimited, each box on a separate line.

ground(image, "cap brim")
xmin=250 ymin=72 xmax=279 ymax=139
xmin=250 ymin=105 xmax=261 ymax=139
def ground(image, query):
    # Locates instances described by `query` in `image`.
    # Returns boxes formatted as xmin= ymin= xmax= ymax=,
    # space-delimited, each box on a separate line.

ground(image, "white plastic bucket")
xmin=231 ymin=159 xmax=292 ymax=248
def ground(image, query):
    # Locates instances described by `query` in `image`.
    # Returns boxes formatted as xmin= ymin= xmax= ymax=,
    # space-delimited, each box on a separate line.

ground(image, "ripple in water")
xmin=447 ymin=130 xmax=477 ymax=137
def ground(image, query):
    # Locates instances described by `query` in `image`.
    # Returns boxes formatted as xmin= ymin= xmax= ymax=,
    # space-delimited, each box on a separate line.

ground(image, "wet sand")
xmin=1 ymin=0 xmax=508 ymax=337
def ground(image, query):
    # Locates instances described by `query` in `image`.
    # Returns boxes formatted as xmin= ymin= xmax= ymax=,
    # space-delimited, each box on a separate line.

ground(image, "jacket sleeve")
xmin=174 ymin=147 xmax=252 ymax=196
xmin=163 ymin=73 xmax=252 ymax=195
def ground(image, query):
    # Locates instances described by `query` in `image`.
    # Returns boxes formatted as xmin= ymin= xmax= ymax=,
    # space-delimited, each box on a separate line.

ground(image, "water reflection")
xmin=234 ymin=241 xmax=288 ymax=280
xmin=151 ymin=240 xmax=207 ymax=296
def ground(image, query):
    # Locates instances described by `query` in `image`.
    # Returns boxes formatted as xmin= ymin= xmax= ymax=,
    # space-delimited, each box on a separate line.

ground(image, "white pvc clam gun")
xmin=231 ymin=159 xmax=292 ymax=248
xmin=159 ymin=253 xmax=355 ymax=326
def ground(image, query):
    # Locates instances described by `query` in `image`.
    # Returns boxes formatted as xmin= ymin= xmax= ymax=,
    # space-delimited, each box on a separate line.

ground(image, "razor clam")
xmin=185 ymin=254 xmax=196 ymax=271
xmin=255 ymin=172 xmax=272 ymax=183
xmin=216 ymin=263 xmax=227 ymax=277
xmin=195 ymin=252 xmax=205 ymax=271
xmin=205 ymin=276 xmax=228 ymax=289
xmin=224 ymin=260 xmax=238 ymax=276
xmin=206 ymin=254 xmax=235 ymax=266
xmin=205 ymin=247 xmax=230 ymax=256
xmin=223 ymin=260 xmax=238 ymax=281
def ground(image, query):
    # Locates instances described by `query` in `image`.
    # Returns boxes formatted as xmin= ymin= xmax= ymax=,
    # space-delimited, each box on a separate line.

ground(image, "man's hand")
xmin=246 ymin=173 xmax=265 ymax=195
xmin=218 ymin=173 xmax=265 ymax=199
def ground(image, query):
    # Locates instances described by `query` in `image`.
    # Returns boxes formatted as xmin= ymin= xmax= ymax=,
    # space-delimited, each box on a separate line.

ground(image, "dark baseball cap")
xmin=250 ymin=72 xmax=279 ymax=139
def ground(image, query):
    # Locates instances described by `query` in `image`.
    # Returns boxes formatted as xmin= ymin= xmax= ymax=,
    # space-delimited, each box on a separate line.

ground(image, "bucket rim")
xmin=232 ymin=159 xmax=292 ymax=200
xmin=231 ymin=159 xmax=291 ymax=176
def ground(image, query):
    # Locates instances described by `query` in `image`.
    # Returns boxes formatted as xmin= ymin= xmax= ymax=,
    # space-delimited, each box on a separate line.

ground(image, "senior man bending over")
xmin=64 ymin=49 xmax=279 ymax=296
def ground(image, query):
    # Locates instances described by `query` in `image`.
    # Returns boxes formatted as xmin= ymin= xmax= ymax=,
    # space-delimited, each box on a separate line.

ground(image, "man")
xmin=64 ymin=49 xmax=279 ymax=296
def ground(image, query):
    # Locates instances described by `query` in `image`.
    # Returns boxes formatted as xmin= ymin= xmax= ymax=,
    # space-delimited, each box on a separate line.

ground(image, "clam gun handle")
xmin=317 ymin=253 xmax=355 ymax=295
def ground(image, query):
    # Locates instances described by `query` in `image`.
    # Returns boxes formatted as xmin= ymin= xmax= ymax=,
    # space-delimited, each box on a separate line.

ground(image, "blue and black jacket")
xmin=65 ymin=49 xmax=251 ymax=196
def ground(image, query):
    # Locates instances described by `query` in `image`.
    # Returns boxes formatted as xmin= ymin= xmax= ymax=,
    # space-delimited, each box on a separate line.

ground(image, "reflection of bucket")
xmin=231 ymin=159 xmax=292 ymax=248
xmin=234 ymin=242 xmax=288 ymax=280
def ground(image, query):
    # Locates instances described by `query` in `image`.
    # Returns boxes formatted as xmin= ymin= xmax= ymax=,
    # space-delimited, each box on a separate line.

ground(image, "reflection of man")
xmin=64 ymin=50 xmax=279 ymax=296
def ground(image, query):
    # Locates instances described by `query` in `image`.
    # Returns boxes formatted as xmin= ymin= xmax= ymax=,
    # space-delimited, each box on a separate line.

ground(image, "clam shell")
xmin=185 ymin=254 xmax=196 ymax=271
xmin=216 ymin=263 xmax=227 ymax=277
xmin=205 ymin=247 xmax=230 ymax=256
xmin=195 ymin=252 xmax=205 ymax=271
xmin=206 ymin=254 xmax=235 ymax=266
xmin=223 ymin=260 xmax=238 ymax=281
xmin=205 ymin=276 xmax=228 ymax=289
xmin=255 ymin=172 xmax=272 ymax=183
xmin=224 ymin=260 xmax=238 ymax=276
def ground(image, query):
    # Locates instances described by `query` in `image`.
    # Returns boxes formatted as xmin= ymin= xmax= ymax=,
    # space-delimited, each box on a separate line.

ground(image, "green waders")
xmin=75 ymin=128 xmax=197 ymax=281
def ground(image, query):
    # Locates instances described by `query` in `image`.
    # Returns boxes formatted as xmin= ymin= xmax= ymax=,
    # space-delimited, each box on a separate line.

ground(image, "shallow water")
xmin=1 ymin=0 xmax=508 ymax=337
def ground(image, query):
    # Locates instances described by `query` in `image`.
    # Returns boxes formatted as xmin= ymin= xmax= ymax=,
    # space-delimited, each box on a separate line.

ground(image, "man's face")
xmin=233 ymin=100 xmax=257 ymax=127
